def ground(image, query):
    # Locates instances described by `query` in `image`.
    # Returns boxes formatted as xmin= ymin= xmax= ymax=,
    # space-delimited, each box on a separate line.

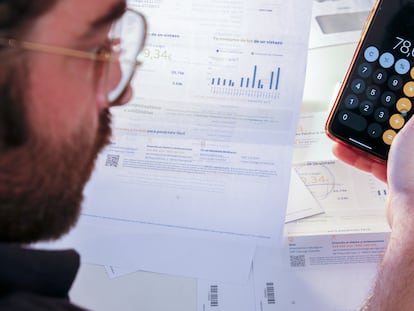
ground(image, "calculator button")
xmin=396 ymin=98 xmax=412 ymax=115
xmin=373 ymin=69 xmax=387 ymax=84
xmin=388 ymin=75 xmax=403 ymax=91
xmin=367 ymin=123 xmax=382 ymax=138
xmin=364 ymin=46 xmax=379 ymax=62
xmin=383 ymin=129 xmax=397 ymax=145
xmin=358 ymin=63 xmax=372 ymax=78
xmin=395 ymin=59 xmax=411 ymax=75
xmin=403 ymin=81 xmax=414 ymax=97
xmin=338 ymin=110 xmax=367 ymax=132
xmin=360 ymin=100 xmax=374 ymax=116
xmin=344 ymin=94 xmax=359 ymax=109
xmin=381 ymin=91 xmax=396 ymax=107
xmin=411 ymin=67 xmax=414 ymax=80
xmin=389 ymin=114 xmax=405 ymax=130
xmin=351 ymin=79 xmax=366 ymax=94
xmin=374 ymin=107 xmax=389 ymax=122
xmin=366 ymin=85 xmax=380 ymax=100
xmin=379 ymin=52 xmax=395 ymax=69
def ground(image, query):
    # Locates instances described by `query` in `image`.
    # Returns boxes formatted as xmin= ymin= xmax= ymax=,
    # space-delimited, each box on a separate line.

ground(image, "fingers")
xmin=389 ymin=115 xmax=414 ymax=158
xmin=387 ymin=116 xmax=414 ymax=191
xmin=333 ymin=143 xmax=387 ymax=183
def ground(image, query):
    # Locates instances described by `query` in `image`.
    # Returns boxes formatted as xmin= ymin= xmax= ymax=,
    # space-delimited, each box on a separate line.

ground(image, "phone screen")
xmin=326 ymin=0 xmax=414 ymax=160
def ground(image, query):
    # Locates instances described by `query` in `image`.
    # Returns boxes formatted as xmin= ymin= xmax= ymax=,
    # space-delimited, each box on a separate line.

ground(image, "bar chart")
xmin=209 ymin=65 xmax=282 ymax=99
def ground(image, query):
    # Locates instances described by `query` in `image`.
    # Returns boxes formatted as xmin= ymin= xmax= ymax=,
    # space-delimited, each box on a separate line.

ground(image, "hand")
xmin=332 ymin=143 xmax=387 ymax=183
xmin=386 ymin=116 xmax=414 ymax=227
xmin=333 ymin=116 xmax=414 ymax=227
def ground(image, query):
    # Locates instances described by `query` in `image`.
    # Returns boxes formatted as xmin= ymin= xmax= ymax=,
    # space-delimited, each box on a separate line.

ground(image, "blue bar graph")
xmin=275 ymin=67 xmax=280 ymax=90
xmin=252 ymin=65 xmax=257 ymax=88
xmin=270 ymin=72 xmax=274 ymax=90
xmin=211 ymin=65 xmax=281 ymax=91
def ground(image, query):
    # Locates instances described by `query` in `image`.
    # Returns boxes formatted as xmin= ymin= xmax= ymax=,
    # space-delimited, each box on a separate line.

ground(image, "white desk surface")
xmin=69 ymin=43 xmax=357 ymax=311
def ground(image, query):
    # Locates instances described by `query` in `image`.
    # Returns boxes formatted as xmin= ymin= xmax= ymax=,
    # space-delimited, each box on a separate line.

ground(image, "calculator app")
xmin=326 ymin=0 xmax=414 ymax=160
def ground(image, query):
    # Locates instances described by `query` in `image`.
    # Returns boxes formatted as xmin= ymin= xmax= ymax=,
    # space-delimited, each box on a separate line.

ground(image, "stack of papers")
xmin=41 ymin=0 xmax=393 ymax=310
xmin=46 ymin=0 xmax=313 ymax=283
xmin=195 ymin=111 xmax=390 ymax=311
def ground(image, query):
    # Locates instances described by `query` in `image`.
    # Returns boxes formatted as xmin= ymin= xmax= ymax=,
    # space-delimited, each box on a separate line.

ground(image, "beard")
xmin=0 ymin=106 xmax=112 ymax=244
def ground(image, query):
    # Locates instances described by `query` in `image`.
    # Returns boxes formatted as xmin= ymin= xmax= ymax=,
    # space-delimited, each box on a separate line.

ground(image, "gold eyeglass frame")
xmin=0 ymin=8 xmax=147 ymax=105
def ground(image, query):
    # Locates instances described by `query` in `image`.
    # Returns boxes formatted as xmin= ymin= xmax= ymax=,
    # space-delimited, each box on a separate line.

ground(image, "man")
xmin=335 ymin=116 xmax=414 ymax=311
xmin=0 ymin=1 xmax=413 ymax=311
xmin=0 ymin=0 xmax=145 ymax=309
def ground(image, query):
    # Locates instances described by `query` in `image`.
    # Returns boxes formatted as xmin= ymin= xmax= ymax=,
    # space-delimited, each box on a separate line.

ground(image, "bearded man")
xmin=0 ymin=0 xmax=145 ymax=308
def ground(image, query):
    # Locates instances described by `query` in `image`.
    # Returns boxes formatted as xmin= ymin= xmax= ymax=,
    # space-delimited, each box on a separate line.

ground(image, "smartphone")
xmin=326 ymin=0 xmax=414 ymax=161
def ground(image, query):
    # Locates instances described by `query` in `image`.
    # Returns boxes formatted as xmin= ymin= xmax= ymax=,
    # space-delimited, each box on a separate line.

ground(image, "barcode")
xmin=290 ymin=255 xmax=306 ymax=267
xmin=265 ymin=282 xmax=276 ymax=304
xmin=209 ymin=285 xmax=219 ymax=307
xmin=105 ymin=154 xmax=120 ymax=167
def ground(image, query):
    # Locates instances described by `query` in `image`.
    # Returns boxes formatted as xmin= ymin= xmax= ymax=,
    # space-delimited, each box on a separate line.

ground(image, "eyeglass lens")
xmin=106 ymin=9 xmax=146 ymax=104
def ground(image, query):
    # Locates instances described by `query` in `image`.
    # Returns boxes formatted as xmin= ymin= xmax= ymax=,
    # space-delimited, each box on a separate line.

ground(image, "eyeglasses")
xmin=0 ymin=8 xmax=147 ymax=106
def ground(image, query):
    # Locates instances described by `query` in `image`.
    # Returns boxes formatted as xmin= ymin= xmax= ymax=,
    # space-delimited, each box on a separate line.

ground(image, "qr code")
xmin=105 ymin=154 xmax=120 ymax=167
xmin=290 ymin=255 xmax=306 ymax=267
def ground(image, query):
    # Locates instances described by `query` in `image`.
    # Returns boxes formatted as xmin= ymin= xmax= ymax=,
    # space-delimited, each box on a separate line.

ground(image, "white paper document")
xmin=285 ymin=169 xmax=324 ymax=223
xmin=104 ymin=265 xmax=136 ymax=279
xmin=309 ymin=0 xmax=375 ymax=48
xmin=293 ymin=111 xmax=335 ymax=163
xmin=44 ymin=0 xmax=313 ymax=281
xmin=253 ymin=244 xmax=382 ymax=311
xmin=197 ymin=277 xmax=255 ymax=311
xmin=288 ymin=160 xmax=390 ymax=235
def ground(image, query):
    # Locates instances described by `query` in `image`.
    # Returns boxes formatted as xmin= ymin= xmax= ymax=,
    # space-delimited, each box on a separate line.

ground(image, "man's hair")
xmin=0 ymin=0 xmax=57 ymax=149
xmin=0 ymin=0 xmax=57 ymax=32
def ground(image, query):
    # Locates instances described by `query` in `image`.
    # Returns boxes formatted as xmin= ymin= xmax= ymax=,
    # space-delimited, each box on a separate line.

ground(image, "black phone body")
xmin=326 ymin=0 xmax=414 ymax=161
